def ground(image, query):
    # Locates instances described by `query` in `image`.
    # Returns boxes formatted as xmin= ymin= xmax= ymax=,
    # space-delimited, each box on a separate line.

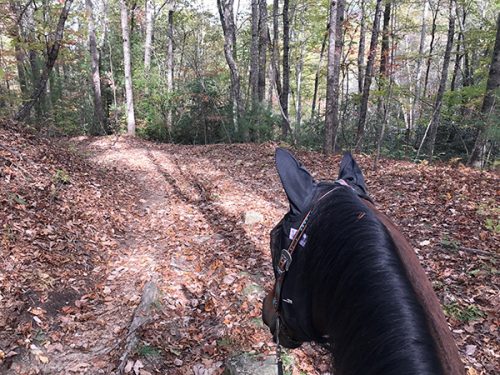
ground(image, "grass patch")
xmin=137 ymin=344 xmax=162 ymax=359
xmin=443 ymin=303 xmax=485 ymax=322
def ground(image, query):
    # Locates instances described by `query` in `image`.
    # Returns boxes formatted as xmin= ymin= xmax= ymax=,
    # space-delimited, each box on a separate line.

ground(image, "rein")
xmin=272 ymin=182 xmax=348 ymax=374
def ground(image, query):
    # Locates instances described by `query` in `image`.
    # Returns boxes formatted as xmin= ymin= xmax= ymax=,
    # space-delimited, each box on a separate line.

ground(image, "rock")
xmin=243 ymin=211 xmax=264 ymax=225
xmin=224 ymin=354 xmax=277 ymax=375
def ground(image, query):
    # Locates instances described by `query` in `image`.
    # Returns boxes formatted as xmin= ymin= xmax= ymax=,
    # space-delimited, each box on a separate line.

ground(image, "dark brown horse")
xmin=262 ymin=149 xmax=464 ymax=375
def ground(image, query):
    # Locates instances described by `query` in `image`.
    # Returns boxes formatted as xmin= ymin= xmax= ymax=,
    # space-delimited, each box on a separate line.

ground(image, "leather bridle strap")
xmin=271 ymin=183 xmax=347 ymax=374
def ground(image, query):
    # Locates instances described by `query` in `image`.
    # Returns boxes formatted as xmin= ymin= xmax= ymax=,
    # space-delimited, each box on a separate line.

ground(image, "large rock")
xmin=224 ymin=354 xmax=276 ymax=375
xmin=243 ymin=211 xmax=264 ymax=225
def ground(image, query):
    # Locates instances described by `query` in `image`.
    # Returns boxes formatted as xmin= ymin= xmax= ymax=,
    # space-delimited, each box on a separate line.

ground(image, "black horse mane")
xmin=301 ymin=186 xmax=443 ymax=375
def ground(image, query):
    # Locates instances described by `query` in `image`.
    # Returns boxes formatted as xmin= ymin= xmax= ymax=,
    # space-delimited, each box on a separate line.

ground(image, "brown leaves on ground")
xmin=0 ymin=122 xmax=498 ymax=374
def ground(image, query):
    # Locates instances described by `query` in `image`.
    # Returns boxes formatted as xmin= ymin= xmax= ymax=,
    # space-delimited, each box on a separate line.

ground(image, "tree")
xmin=423 ymin=0 xmax=440 ymax=99
xmin=374 ymin=1 xmax=392 ymax=169
xmin=249 ymin=0 xmax=260 ymax=109
xmin=144 ymin=0 xmax=154 ymax=76
xmin=217 ymin=0 xmax=242 ymax=135
xmin=410 ymin=0 xmax=428 ymax=142
xmin=425 ymin=0 xmax=455 ymax=162
xmin=354 ymin=0 xmax=383 ymax=152
xmin=166 ymin=8 xmax=174 ymax=136
xmin=120 ymin=0 xmax=136 ymax=136
xmin=257 ymin=0 xmax=268 ymax=104
xmin=467 ymin=12 xmax=500 ymax=166
xmin=281 ymin=0 xmax=291 ymax=139
xmin=86 ymin=0 xmax=106 ymax=134
xmin=14 ymin=0 xmax=74 ymax=122
xmin=324 ymin=0 xmax=344 ymax=154
xmin=357 ymin=0 xmax=366 ymax=94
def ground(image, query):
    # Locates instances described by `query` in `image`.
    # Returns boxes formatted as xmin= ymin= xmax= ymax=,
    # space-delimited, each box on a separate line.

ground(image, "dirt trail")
xmin=36 ymin=136 xmax=296 ymax=374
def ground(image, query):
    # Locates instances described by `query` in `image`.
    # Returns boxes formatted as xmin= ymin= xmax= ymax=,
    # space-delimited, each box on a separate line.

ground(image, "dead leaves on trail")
xmin=1 ymin=122 xmax=498 ymax=374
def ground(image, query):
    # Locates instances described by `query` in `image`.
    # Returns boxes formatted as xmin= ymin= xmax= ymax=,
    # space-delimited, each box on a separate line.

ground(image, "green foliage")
xmin=443 ymin=303 xmax=486 ymax=322
xmin=484 ymin=218 xmax=500 ymax=233
xmin=136 ymin=344 xmax=162 ymax=359
xmin=440 ymin=235 xmax=461 ymax=250
xmin=476 ymin=201 xmax=500 ymax=233
xmin=53 ymin=168 xmax=70 ymax=185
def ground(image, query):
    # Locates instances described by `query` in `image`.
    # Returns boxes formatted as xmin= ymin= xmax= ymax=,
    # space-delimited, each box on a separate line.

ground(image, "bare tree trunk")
xmin=86 ymin=0 xmax=106 ymax=133
xmin=257 ymin=0 xmax=267 ymax=104
xmin=374 ymin=1 xmax=392 ymax=169
xmin=8 ymin=1 xmax=29 ymax=98
xmin=410 ymin=0 xmax=428 ymax=143
xmin=467 ymin=12 xmax=500 ymax=166
xmin=217 ymin=0 xmax=242 ymax=135
xmin=376 ymin=0 xmax=391 ymax=123
xmin=354 ymin=0 xmax=383 ymax=152
xmin=120 ymin=0 xmax=136 ymax=135
xmin=423 ymin=0 xmax=440 ymax=98
xmin=295 ymin=9 xmax=306 ymax=134
xmin=14 ymin=0 xmax=74 ymax=122
xmin=311 ymin=26 xmax=328 ymax=120
xmin=249 ymin=0 xmax=260 ymax=109
xmin=323 ymin=0 xmax=339 ymax=154
xmin=281 ymin=0 xmax=291 ymax=138
xmin=272 ymin=0 xmax=281 ymax=98
xmin=144 ymin=0 xmax=154 ymax=85
xmin=331 ymin=0 xmax=345 ymax=151
xmin=166 ymin=8 xmax=174 ymax=136
xmin=357 ymin=0 xmax=366 ymax=94
xmin=451 ymin=7 xmax=467 ymax=92
xmin=426 ymin=0 xmax=455 ymax=162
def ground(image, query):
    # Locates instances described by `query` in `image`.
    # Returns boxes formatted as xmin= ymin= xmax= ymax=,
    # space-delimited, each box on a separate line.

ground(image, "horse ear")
xmin=338 ymin=152 xmax=369 ymax=196
xmin=275 ymin=148 xmax=316 ymax=215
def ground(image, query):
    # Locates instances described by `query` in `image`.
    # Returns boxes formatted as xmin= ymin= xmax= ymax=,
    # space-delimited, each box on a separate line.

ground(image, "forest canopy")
xmin=0 ymin=0 xmax=498 ymax=167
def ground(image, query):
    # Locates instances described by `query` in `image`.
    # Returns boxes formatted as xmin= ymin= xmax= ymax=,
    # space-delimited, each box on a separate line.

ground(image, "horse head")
xmin=262 ymin=149 xmax=465 ymax=375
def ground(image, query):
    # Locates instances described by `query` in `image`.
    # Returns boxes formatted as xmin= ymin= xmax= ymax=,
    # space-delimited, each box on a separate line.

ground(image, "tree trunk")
xmin=374 ymin=1 xmax=392 ymax=169
xmin=423 ymin=0 xmax=440 ymax=98
xmin=272 ymin=0 xmax=281 ymax=98
xmin=8 ymin=1 xmax=29 ymax=98
xmin=357 ymin=0 xmax=366 ymax=94
xmin=144 ymin=0 xmax=154 ymax=77
xmin=14 ymin=0 xmax=74 ymax=122
xmin=426 ymin=0 xmax=455 ymax=162
xmin=295 ymin=11 xmax=306 ymax=134
xmin=257 ymin=0 xmax=268 ymax=104
xmin=166 ymin=8 xmax=174 ymax=136
xmin=376 ymin=0 xmax=391 ymax=125
xmin=249 ymin=0 xmax=260 ymax=109
xmin=120 ymin=0 xmax=136 ymax=135
xmin=217 ymin=0 xmax=242 ymax=135
xmin=323 ymin=0 xmax=339 ymax=154
xmin=281 ymin=0 xmax=291 ymax=139
xmin=86 ymin=0 xmax=106 ymax=134
xmin=467 ymin=12 xmax=500 ymax=166
xmin=410 ymin=0 xmax=428 ymax=142
xmin=354 ymin=0 xmax=383 ymax=152
xmin=331 ymin=0 xmax=345 ymax=151
xmin=311 ymin=26 xmax=328 ymax=120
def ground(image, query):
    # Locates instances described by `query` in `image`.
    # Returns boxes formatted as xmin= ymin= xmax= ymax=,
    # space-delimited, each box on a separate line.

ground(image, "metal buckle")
xmin=278 ymin=249 xmax=292 ymax=274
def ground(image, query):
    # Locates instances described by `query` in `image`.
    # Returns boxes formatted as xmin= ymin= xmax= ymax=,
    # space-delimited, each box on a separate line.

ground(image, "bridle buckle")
xmin=278 ymin=249 xmax=292 ymax=274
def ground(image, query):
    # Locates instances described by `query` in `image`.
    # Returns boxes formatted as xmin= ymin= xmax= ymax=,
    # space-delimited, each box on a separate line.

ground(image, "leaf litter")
xmin=0 ymin=122 xmax=498 ymax=374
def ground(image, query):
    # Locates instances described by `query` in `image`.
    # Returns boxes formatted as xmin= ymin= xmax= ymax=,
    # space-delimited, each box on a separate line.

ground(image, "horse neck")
xmin=305 ymin=197 xmax=444 ymax=375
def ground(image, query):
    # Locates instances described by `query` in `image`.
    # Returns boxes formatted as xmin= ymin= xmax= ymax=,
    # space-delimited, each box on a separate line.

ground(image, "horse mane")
xmin=304 ymin=186 xmax=443 ymax=375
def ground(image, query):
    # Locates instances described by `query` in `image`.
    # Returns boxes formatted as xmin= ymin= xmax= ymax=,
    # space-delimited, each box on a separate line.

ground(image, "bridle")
xmin=271 ymin=181 xmax=351 ymax=374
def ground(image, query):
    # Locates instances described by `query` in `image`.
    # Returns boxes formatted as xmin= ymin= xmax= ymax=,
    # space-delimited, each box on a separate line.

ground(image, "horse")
xmin=262 ymin=149 xmax=464 ymax=375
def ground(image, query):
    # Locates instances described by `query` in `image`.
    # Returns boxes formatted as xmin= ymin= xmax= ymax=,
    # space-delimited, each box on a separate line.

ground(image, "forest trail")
xmin=1 ymin=128 xmax=498 ymax=374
